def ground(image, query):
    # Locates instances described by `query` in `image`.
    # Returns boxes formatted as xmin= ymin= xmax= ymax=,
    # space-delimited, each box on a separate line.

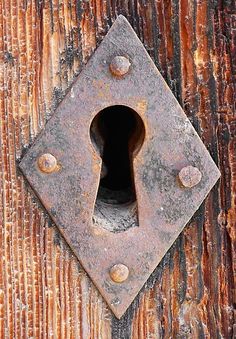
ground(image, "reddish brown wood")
xmin=0 ymin=0 xmax=235 ymax=338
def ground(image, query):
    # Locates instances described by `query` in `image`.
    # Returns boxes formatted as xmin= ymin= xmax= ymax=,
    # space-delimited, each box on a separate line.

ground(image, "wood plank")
xmin=0 ymin=0 xmax=235 ymax=337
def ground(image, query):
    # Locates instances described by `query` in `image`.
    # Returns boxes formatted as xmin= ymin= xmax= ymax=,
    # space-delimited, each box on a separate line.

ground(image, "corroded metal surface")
xmin=19 ymin=15 xmax=220 ymax=318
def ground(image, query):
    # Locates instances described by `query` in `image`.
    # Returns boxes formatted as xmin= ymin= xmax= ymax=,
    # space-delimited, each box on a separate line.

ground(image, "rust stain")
xmin=136 ymin=100 xmax=148 ymax=115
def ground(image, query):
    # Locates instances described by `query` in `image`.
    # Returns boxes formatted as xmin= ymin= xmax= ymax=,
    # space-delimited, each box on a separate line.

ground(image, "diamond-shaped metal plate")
xmin=19 ymin=15 xmax=220 ymax=318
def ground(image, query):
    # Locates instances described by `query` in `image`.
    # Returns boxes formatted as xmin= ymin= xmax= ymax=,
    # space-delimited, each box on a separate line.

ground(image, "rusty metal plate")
xmin=19 ymin=15 xmax=220 ymax=318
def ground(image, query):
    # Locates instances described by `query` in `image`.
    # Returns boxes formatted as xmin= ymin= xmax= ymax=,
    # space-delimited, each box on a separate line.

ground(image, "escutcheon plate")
xmin=19 ymin=15 xmax=220 ymax=318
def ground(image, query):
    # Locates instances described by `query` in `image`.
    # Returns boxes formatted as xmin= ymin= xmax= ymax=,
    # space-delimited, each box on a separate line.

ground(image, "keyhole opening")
xmin=90 ymin=105 xmax=145 ymax=205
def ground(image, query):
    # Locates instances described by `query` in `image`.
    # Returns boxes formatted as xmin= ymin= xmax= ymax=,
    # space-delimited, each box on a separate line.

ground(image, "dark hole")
xmin=90 ymin=105 xmax=145 ymax=204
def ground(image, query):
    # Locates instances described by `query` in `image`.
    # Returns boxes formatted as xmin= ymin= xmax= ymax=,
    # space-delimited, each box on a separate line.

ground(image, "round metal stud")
xmin=109 ymin=56 xmax=131 ymax=77
xmin=178 ymin=165 xmax=202 ymax=188
xmin=109 ymin=264 xmax=129 ymax=283
xmin=37 ymin=153 xmax=58 ymax=174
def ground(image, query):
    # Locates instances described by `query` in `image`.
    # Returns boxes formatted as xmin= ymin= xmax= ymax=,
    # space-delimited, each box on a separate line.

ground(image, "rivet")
xmin=110 ymin=56 xmax=130 ymax=77
xmin=178 ymin=165 xmax=202 ymax=188
xmin=109 ymin=264 xmax=129 ymax=283
xmin=37 ymin=153 xmax=58 ymax=173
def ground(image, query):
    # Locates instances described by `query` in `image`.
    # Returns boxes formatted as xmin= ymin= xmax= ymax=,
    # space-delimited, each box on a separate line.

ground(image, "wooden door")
xmin=0 ymin=1 xmax=235 ymax=338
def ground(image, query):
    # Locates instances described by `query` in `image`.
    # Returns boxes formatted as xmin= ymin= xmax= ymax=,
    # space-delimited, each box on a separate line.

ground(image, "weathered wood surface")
xmin=0 ymin=0 xmax=235 ymax=338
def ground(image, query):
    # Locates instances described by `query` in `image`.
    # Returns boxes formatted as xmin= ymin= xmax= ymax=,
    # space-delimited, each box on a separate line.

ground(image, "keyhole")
xmin=90 ymin=105 xmax=145 ymax=205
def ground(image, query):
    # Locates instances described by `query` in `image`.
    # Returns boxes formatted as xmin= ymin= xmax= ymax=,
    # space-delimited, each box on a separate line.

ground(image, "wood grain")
xmin=0 ymin=0 xmax=235 ymax=338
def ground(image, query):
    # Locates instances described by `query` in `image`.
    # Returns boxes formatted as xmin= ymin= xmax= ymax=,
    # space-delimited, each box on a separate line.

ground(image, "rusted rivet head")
xmin=178 ymin=165 xmax=202 ymax=188
xmin=109 ymin=264 xmax=129 ymax=283
xmin=110 ymin=56 xmax=131 ymax=77
xmin=37 ymin=153 xmax=58 ymax=173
